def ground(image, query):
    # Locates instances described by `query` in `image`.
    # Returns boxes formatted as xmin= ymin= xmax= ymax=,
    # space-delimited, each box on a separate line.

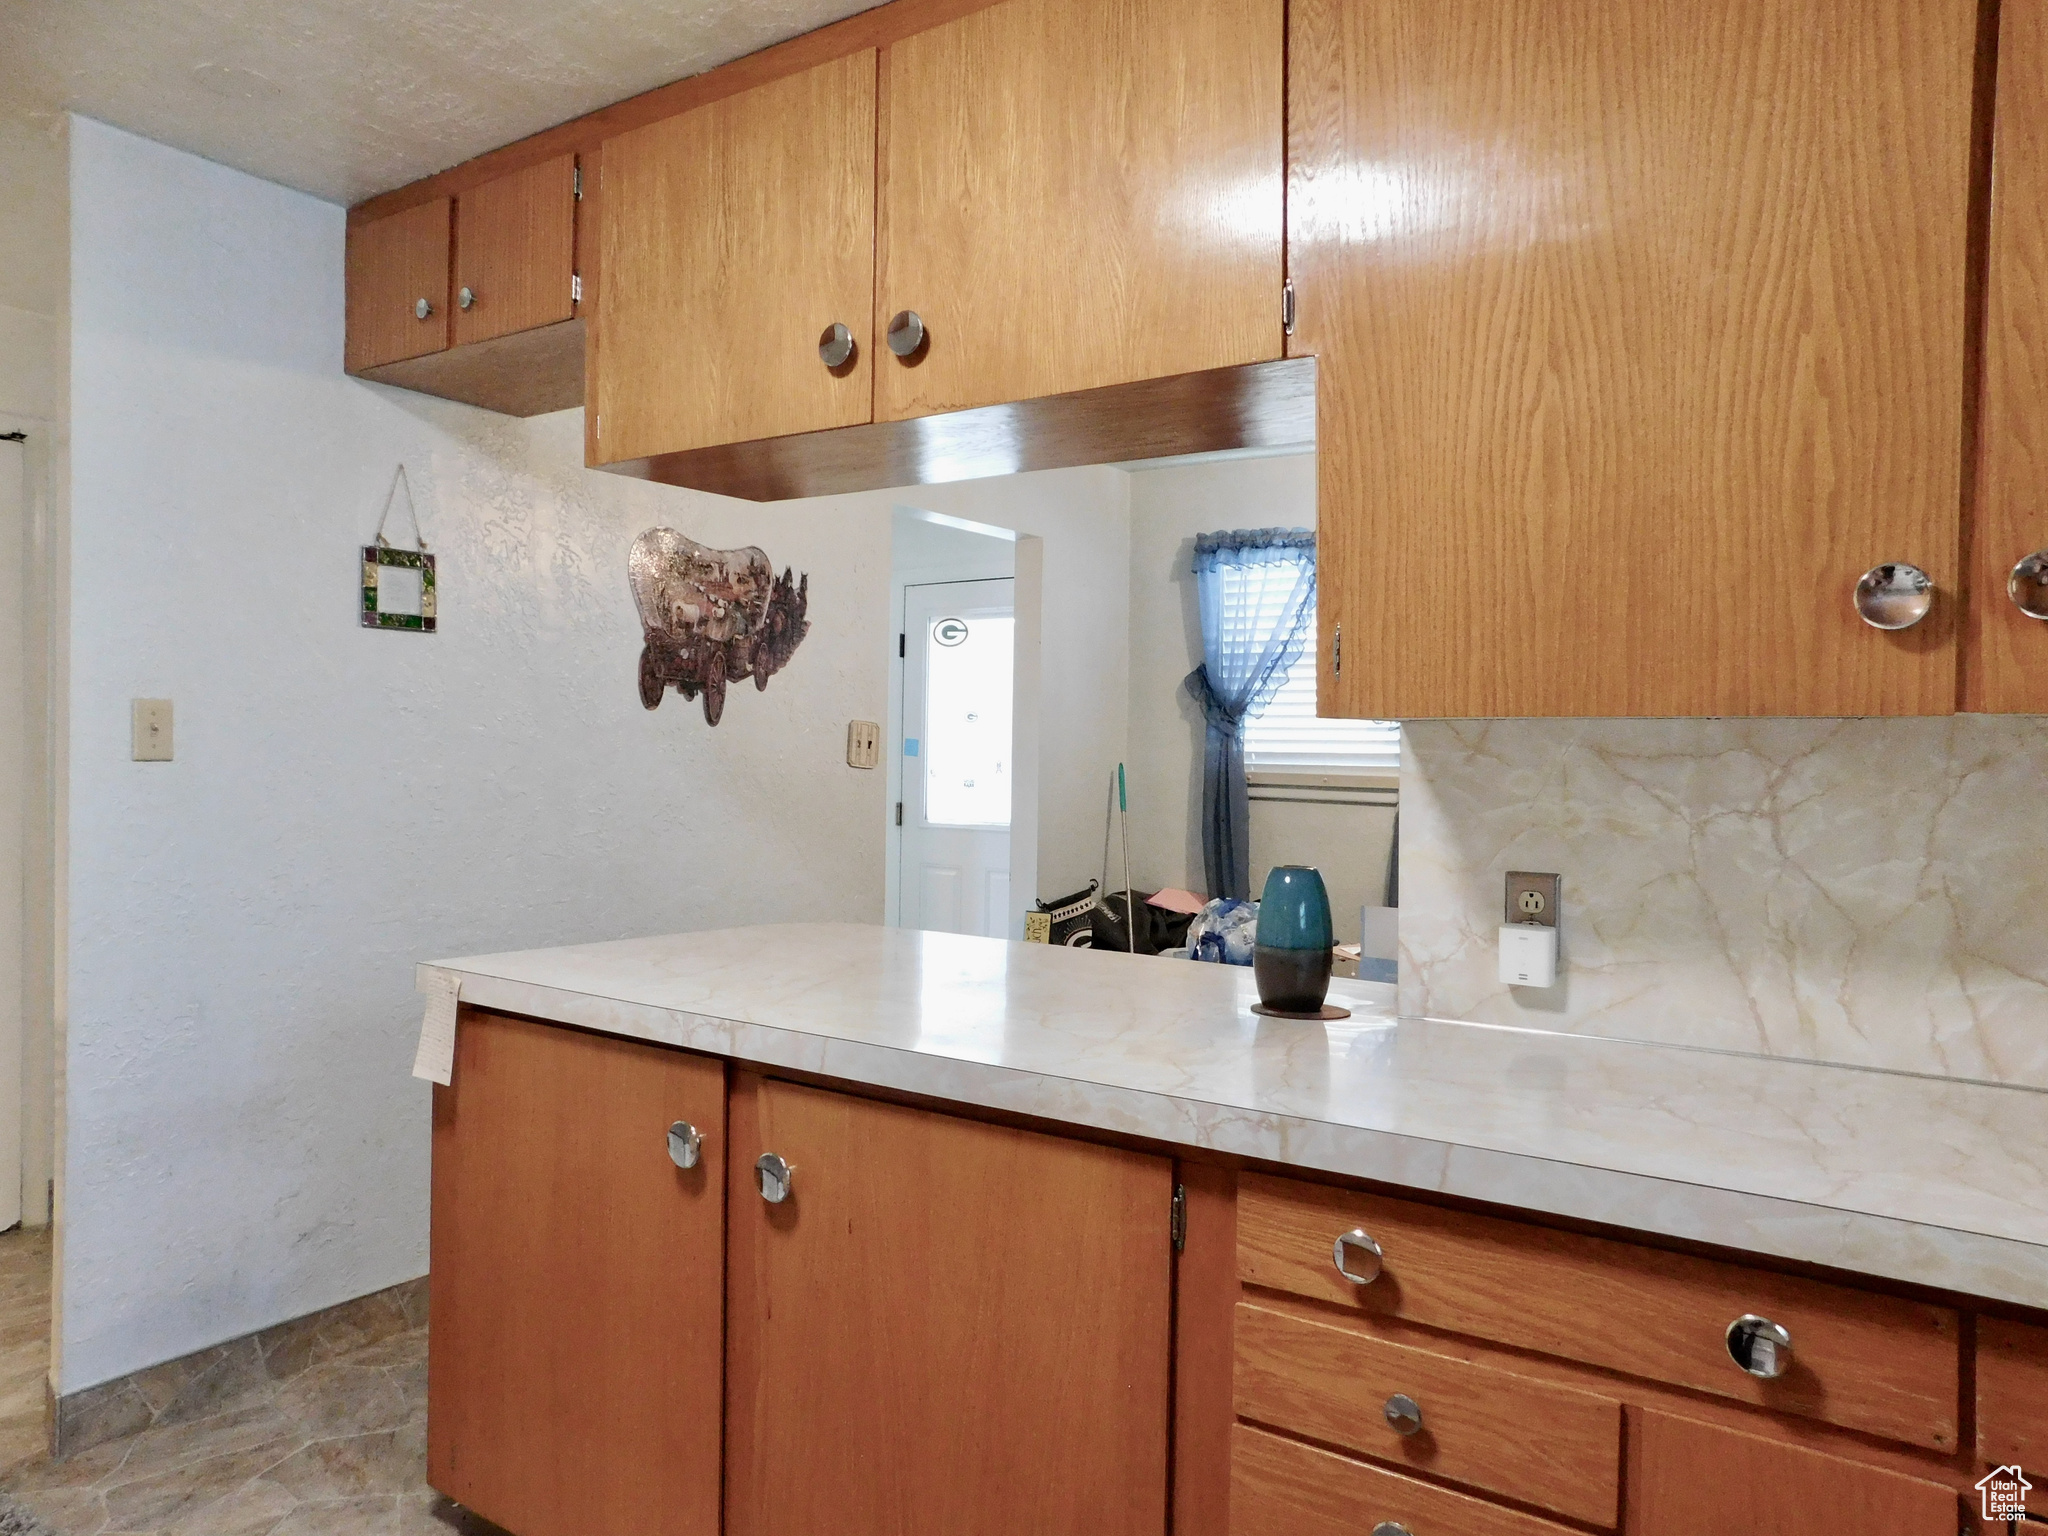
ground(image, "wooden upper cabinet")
xmin=452 ymin=153 xmax=578 ymax=348
xmin=874 ymin=0 xmax=1284 ymax=422
xmin=1969 ymin=0 xmax=2048 ymax=711
xmin=344 ymin=198 xmax=450 ymax=372
xmin=428 ymin=1012 xmax=724 ymax=1536
xmin=591 ymin=52 xmax=878 ymax=464
xmin=1296 ymin=0 xmax=1977 ymax=718
xmin=725 ymin=1074 xmax=1172 ymax=1536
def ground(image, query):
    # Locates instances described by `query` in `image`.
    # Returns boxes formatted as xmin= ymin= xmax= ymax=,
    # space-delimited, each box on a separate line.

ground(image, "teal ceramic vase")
xmin=1254 ymin=865 xmax=1335 ymax=1014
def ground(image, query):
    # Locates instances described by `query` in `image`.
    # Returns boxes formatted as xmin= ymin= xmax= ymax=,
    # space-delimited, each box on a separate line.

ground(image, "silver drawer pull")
xmin=1333 ymin=1227 xmax=1383 ymax=1285
xmin=1372 ymin=1524 xmax=1414 ymax=1536
xmin=1382 ymin=1393 xmax=1423 ymax=1436
xmin=666 ymin=1120 xmax=701 ymax=1170
xmin=755 ymin=1152 xmax=794 ymax=1204
xmin=1726 ymin=1314 xmax=1792 ymax=1378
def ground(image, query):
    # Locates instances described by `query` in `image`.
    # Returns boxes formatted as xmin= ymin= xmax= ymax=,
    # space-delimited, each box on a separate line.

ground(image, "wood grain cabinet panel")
xmin=592 ymin=52 xmax=877 ymax=463
xmin=1233 ymin=1301 xmax=1621 ymax=1526
xmin=1632 ymin=1410 xmax=1959 ymax=1535
xmin=427 ymin=1010 xmax=724 ymax=1536
xmin=1292 ymin=0 xmax=1976 ymax=718
xmin=344 ymin=198 xmax=450 ymax=372
xmin=1969 ymin=0 xmax=2048 ymax=711
xmin=725 ymin=1074 xmax=1172 ymax=1536
xmin=1236 ymin=1174 xmax=1960 ymax=1450
xmin=1978 ymin=1317 xmax=2048 ymax=1468
xmin=452 ymin=153 xmax=578 ymax=347
xmin=875 ymin=0 xmax=1283 ymax=422
xmin=1231 ymin=1423 xmax=1579 ymax=1536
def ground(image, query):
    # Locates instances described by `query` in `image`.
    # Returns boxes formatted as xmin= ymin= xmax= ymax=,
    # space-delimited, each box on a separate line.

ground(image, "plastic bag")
xmin=1184 ymin=898 xmax=1258 ymax=965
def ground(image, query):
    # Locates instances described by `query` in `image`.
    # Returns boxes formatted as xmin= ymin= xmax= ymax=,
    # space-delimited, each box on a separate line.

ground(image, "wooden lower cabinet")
xmin=1232 ymin=1423 xmax=1575 ymax=1536
xmin=427 ymin=1011 xmax=725 ymax=1536
xmin=1633 ymin=1411 xmax=1958 ymax=1535
xmin=1978 ymin=1317 xmax=2048 ymax=1468
xmin=724 ymin=1073 xmax=1173 ymax=1536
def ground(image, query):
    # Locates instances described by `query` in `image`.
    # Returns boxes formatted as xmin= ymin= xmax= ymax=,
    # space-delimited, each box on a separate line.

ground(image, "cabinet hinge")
xmin=895 ymin=802 xmax=904 ymax=827
xmin=571 ymin=272 xmax=583 ymax=305
xmin=1170 ymin=1183 xmax=1187 ymax=1252
xmin=573 ymin=163 xmax=582 ymax=200
xmin=898 ymin=632 xmax=906 ymax=658
xmin=1333 ymin=621 xmax=1342 ymax=677
xmin=1282 ymin=278 xmax=1296 ymax=337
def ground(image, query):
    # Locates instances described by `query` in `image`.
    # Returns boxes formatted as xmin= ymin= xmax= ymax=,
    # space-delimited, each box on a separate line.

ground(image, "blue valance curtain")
xmin=1182 ymin=529 xmax=1317 ymax=901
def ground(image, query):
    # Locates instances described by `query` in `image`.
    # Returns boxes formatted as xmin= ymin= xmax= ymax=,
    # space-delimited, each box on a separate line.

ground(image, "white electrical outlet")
xmin=846 ymin=720 xmax=881 ymax=770
xmin=132 ymin=699 xmax=173 ymax=762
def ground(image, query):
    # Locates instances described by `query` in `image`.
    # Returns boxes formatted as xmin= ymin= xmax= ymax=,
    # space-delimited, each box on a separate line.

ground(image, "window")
xmin=1242 ymin=595 xmax=1400 ymax=775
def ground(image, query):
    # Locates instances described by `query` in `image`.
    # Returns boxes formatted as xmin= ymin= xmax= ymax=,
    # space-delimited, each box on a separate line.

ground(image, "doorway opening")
xmin=887 ymin=511 xmax=1024 ymax=939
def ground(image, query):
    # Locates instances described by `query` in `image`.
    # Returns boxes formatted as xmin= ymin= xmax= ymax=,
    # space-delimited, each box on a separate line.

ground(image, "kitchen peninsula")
xmin=420 ymin=925 xmax=2047 ymax=1536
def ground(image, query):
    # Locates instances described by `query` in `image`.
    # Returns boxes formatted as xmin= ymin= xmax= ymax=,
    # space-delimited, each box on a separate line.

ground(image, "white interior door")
xmin=0 ymin=441 xmax=27 ymax=1228
xmin=899 ymin=580 xmax=1013 ymax=939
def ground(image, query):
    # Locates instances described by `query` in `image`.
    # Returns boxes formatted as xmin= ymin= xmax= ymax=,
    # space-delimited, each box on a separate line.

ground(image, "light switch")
xmin=132 ymin=699 xmax=173 ymax=761
xmin=846 ymin=720 xmax=881 ymax=770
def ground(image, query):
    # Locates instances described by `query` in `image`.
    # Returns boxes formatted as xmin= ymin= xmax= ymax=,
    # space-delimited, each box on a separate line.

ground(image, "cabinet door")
xmin=592 ymin=53 xmax=877 ymax=463
xmin=1969 ymin=0 xmax=2048 ymax=711
xmin=453 ymin=153 xmax=578 ymax=347
xmin=344 ymin=198 xmax=450 ymax=372
xmin=1632 ymin=1411 xmax=1957 ymax=1534
xmin=1978 ymin=1317 xmax=2048 ymax=1468
xmin=1294 ymin=0 xmax=1975 ymax=718
xmin=428 ymin=1011 xmax=724 ymax=1536
xmin=875 ymin=0 xmax=1283 ymax=422
xmin=726 ymin=1074 xmax=1172 ymax=1536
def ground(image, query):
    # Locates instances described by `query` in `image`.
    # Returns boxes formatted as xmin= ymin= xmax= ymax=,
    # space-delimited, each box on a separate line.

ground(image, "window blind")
xmin=1241 ymin=600 xmax=1401 ymax=774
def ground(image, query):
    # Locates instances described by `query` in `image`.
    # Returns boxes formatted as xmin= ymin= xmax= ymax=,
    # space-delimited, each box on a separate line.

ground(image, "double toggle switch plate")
xmin=846 ymin=720 xmax=881 ymax=770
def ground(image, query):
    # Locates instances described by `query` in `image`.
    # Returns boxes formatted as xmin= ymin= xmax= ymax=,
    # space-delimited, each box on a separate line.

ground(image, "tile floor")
xmin=0 ymin=1230 xmax=506 ymax=1536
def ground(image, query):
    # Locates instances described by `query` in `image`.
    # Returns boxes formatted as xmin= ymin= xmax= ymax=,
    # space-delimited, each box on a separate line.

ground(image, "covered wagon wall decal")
xmin=629 ymin=528 xmax=811 ymax=725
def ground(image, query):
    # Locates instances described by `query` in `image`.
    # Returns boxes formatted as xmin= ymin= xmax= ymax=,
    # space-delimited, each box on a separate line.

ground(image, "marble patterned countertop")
xmin=421 ymin=923 xmax=2048 ymax=1309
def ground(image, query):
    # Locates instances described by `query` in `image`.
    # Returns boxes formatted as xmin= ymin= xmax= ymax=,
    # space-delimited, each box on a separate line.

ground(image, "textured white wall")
xmin=63 ymin=117 xmax=892 ymax=1392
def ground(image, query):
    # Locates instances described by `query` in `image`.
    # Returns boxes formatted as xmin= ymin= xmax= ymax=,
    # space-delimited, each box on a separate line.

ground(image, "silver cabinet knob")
xmin=666 ymin=1120 xmax=701 ymax=1170
xmin=414 ymin=297 xmax=434 ymax=320
xmin=2009 ymin=551 xmax=2048 ymax=619
xmin=1726 ymin=1314 xmax=1792 ymax=1378
xmin=1333 ymin=1227 xmax=1383 ymax=1285
xmin=755 ymin=1152 xmax=793 ymax=1204
xmin=1853 ymin=563 xmax=1933 ymax=629
xmin=1371 ymin=1526 xmax=1414 ymax=1536
xmin=1382 ymin=1393 xmax=1424 ymax=1436
xmin=818 ymin=322 xmax=856 ymax=368
xmin=885 ymin=309 xmax=926 ymax=358
xmin=458 ymin=286 xmax=476 ymax=310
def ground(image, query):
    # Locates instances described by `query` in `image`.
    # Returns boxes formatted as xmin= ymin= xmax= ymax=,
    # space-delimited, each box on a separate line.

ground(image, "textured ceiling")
xmin=0 ymin=0 xmax=880 ymax=205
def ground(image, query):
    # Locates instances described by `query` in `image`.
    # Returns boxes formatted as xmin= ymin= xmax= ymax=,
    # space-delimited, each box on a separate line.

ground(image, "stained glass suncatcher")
xmin=361 ymin=545 xmax=437 ymax=632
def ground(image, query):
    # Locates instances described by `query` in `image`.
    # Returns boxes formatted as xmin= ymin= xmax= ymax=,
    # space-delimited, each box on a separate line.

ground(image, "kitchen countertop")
xmin=421 ymin=923 xmax=2048 ymax=1309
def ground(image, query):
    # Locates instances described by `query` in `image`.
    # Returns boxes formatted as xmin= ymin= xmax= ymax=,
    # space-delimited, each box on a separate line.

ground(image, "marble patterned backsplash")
xmin=1398 ymin=718 xmax=2048 ymax=1088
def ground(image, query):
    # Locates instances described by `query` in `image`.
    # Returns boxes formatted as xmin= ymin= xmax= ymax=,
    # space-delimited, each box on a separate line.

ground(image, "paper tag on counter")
xmin=412 ymin=972 xmax=460 ymax=1086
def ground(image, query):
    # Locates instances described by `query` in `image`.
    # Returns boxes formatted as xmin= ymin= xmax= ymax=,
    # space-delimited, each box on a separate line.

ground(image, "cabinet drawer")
xmin=1237 ymin=1174 xmax=1959 ymax=1450
xmin=1231 ymin=1421 xmax=1578 ymax=1536
xmin=1978 ymin=1318 xmax=2048 ymax=1467
xmin=1234 ymin=1302 xmax=1620 ymax=1526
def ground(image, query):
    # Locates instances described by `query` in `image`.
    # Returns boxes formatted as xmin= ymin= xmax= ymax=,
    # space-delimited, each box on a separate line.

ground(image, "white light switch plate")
xmin=846 ymin=720 xmax=881 ymax=770
xmin=132 ymin=699 xmax=173 ymax=761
